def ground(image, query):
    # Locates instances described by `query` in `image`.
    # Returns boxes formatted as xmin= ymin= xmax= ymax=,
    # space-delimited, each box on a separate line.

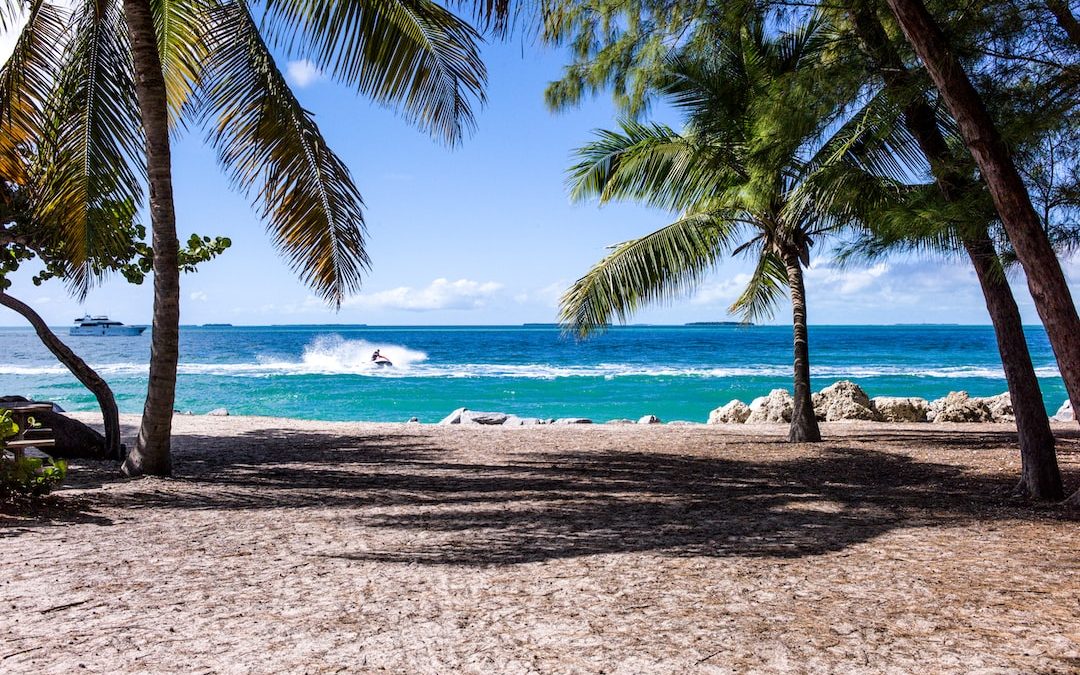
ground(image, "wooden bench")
xmin=2 ymin=403 xmax=57 ymax=461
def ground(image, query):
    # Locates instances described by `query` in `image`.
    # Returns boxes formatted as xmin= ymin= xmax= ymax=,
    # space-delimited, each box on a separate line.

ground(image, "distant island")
xmin=202 ymin=323 xmax=234 ymax=327
xmin=685 ymin=321 xmax=751 ymax=326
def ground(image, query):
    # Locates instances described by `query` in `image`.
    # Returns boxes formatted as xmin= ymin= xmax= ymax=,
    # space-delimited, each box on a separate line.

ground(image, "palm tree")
xmin=0 ymin=0 xmax=496 ymax=475
xmin=560 ymin=18 xmax=914 ymax=442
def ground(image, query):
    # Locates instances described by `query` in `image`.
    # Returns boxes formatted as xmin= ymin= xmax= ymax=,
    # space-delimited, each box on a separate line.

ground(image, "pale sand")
xmin=2 ymin=414 xmax=1078 ymax=674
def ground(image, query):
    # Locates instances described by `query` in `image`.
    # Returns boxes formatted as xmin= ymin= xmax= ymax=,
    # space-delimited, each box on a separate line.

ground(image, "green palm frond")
xmin=261 ymin=0 xmax=486 ymax=145
xmin=559 ymin=211 xmax=742 ymax=337
xmin=35 ymin=0 xmax=144 ymax=295
xmin=0 ymin=0 xmax=66 ymax=182
xmin=198 ymin=0 xmax=368 ymax=306
xmin=729 ymin=250 xmax=786 ymax=323
xmin=151 ymin=0 xmax=208 ymax=127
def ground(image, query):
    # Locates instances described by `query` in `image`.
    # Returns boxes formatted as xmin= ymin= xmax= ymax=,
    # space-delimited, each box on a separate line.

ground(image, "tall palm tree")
xmin=560 ymin=18 xmax=917 ymax=442
xmin=0 ymin=0 xmax=496 ymax=475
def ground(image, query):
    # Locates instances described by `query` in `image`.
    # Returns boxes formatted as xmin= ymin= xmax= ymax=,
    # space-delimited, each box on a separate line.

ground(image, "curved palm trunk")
xmin=884 ymin=0 xmax=1080 ymax=428
xmin=782 ymin=250 xmax=821 ymax=443
xmin=0 ymin=290 xmax=123 ymax=459
xmin=965 ymin=238 xmax=1063 ymax=500
xmin=121 ymin=0 xmax=179 ymax=477
xmin=851 ymin=5 xmax=1064 ymax=501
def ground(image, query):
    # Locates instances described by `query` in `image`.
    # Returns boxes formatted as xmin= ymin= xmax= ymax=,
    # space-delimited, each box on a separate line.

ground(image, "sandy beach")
xmin=2 ymin=414 xmax=1078 ymax=673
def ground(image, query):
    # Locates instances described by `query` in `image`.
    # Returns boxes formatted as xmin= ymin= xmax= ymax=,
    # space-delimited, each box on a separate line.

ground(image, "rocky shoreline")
xmin=432 ymin=380 xmax=1075 ymax=427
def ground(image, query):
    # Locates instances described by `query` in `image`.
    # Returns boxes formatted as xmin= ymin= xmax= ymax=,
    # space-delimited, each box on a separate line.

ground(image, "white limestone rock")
xmin=929 ymin=391 xmax=993 ymax=423
xmin=605 ymin=419 xmax=636 ymax=425
xmin=206 ymin=408 xmax=229 ymax=417
xmin=554 ymin=418 xmax=593 ymax=425
xmin=872 ymin=397 xmax=930 ymax=423
xmin=438 ymin=407 xmax=467 ymax=425
xmin=708 ymin=400 xmax=751 ymax=424
xmin=1052 ymin=400 xmax=1074 ymax=422
xmin=638 ymin=415 xmax=661 ymax=424
xmin=459 ymin=411 xmax=509 ymax=426
xmin=812 ymin=380 xmax=881 ymax=422
xmin=746 ymin=389 xmax=793 ymax=424
xmin=977 ymin=392 xmax=1014 ymax=423
xmin=503 ymin=415 xmax=545 ymax=426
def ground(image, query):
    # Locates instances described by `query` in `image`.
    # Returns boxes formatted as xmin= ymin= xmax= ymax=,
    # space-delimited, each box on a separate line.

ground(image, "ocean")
xmin=0 ymin=324 xmax=1066 ymax=423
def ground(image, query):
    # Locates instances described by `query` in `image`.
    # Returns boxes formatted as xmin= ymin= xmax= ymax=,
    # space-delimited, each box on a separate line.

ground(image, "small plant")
xmin=0 ymin=409 xmax=67 ymax=501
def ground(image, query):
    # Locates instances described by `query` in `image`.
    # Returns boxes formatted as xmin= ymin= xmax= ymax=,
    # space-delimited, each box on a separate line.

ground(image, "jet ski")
xmin=371 ymin=350 xmax=393 ymax=367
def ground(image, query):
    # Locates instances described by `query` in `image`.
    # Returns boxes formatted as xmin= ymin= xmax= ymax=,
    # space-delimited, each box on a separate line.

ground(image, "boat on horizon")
xmin=70 ymin=315 xmax=147 ymax=337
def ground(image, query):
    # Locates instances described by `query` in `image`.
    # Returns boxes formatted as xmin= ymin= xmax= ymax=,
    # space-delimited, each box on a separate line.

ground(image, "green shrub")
xmin=0 ymin=409 xmax=67 ymax=501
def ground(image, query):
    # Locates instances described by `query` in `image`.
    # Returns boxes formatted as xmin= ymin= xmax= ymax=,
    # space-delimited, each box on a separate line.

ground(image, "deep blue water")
xmin=0 ymin=324 xmax=1066 ymax=422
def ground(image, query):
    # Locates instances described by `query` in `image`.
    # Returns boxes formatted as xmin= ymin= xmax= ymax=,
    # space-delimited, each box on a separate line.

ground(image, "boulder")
xmin=929 ymin=391 xmax=993 ymax=423
xmin=812 ymin=381 xmax=881 ymax=422
xmin=746 ymin=389 xmax=793 ymax=424
xmin=554 ymin=418 xmax=593 ymax=425
xmin=605 ymin=419 xmax=635 ymax=425
xmin=406 ymin=417 xmax=420 ymax=423
xmin=638 ymin=415 xmax=661 ymax=425
xmin=0 ymin=396 xmax=111 ymax=459
xmin=872 ymin=397 xmax=930 ymax=423
xmin=503 ymin=415 xmax=545 ymax=426
xmin=1052 ymin=400 xmax=1074 ymax=422
xmin=459 ymin=411 xmax=509 ymax=426
xmin=439 ymin=407 xmax=468 ymax=425
xmin=206 ymin=408 xmax=229 ymax=416
xmin=708 ymin=400 xmax=751 ymax=424
xmin=977 ymin=393 xmax=1013 ymax=423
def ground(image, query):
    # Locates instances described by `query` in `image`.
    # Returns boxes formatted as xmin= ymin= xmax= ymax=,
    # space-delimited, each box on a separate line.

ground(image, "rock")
xmin=439 ymin=407 xmax=468 ymax=425
xmin=666 ymin=421 xmax=696 ymax=426
xmin=503 ymin=415 xmax=544 ymax=426
xmin=0 ymin=396 xmax=111 ymax=459
xmin=406 ymin=417 xmax=420 ymax=423
xmin=605 ymin=419 xmax=635 ymax=425
xmin=1052 ymin=400 xmax=1074 ymax=422
xmin=459 ymin=411 xmax=509 ymax=426
xmin=554 ymin=418 xmax=593 ymax=425
xmin=872 ymin=397 xmax=930 ymax=423
xmin=746 ymin=389 xmax=793 ymax=424
xmin=977 ymin=393 xmax=1013 ymax=423
xmin=638 ymin=415 xmax=661 ymax=424
xmin=812 ymin=380 xmax=881 ymax=422
xmin=708 ymin=400 xmax=751 ymax=424
xmin=206 ymin=408 xmax=229 ymax=416
xmin=929 ymin=391 xmax=993 ymax=423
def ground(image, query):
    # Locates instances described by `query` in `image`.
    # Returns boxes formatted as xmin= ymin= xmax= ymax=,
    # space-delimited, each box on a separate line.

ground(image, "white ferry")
xmin=70 ymin=315 xmax=147 ymax=336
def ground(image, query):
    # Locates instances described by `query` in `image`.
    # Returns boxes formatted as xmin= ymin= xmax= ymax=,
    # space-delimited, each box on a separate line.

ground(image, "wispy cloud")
xmin=345 ymin=278 xmax=503 ymax=312
xmin=190 ymin=291 xmax=208 ymax=302
xmin=286 ymin=59 xmax=323 ymax=88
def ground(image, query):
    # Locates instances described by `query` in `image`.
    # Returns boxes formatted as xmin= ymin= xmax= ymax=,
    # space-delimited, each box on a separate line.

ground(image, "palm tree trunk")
xmin=0 ymin=290 xmax=123 ymax=459
xmin=964 ymin=238 xmax=1063 ymax=500
xmin=121 ymin=0 xmax=179 ymax=477
xmin=849 ymin=6 xmax=1064 ymax=500
xmin=782 ymin=250 xmax=821 ymax=443
xmin=884 ymin=0 xmax=1080 ymax=426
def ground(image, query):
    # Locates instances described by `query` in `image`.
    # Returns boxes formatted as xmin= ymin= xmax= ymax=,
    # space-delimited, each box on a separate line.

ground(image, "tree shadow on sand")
xmin=44 ymin=424 xmax=1077 ymax=565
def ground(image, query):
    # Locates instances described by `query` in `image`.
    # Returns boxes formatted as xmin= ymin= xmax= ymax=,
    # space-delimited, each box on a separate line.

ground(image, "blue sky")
xmin=1 ymin=24 xmax=1077 ymax=327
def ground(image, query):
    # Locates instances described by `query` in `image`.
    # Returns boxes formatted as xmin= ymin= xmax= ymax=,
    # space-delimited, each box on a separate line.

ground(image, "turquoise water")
xmin=0 ymin=324 xmax=1066 ymax=423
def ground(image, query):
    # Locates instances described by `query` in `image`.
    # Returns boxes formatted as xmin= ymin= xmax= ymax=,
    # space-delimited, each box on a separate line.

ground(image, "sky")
xmin=1 ymin=15 xmax=1078 ymax=327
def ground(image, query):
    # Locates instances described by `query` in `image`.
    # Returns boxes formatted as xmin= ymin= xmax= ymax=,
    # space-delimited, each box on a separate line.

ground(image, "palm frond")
xmin=0 ymin=0 xmax=66 ymax=182
xmin=34 ymin=0 xmax=144 ymax=295
xmin=261 ymin=0 xmax=486 ymax=145
xmin=151 ymin=0 xmax=208 ymax=127
xmin=198 ymin=0 xmax=368 ymax=306
xmin=559 ymin=211 xmax=741 ymax=337
xmin=728 ymin=250 xmax=787 ymax=323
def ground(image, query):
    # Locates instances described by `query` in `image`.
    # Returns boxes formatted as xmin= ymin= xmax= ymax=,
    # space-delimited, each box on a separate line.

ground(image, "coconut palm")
xmin=0 ymin=0 xmax=497 ymax=475
xmin=560 ymin=17 xmax=921 ymax=442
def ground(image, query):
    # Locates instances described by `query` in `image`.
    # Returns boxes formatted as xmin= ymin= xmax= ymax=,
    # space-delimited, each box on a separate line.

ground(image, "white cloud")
xmin=804 ymin=260 xmax=890 ymax=295
xmin=345 ymin=278 xmax=502 ymax=312
xmin=691 ymin=273 xmax=753 ymax=306
xmin=514 ymin=281 xmax=567 ymax=308
xmin=286 ymin=59 xmax=323 ymax=88
xmin=190 ymin=291 xmax=208 ymax=302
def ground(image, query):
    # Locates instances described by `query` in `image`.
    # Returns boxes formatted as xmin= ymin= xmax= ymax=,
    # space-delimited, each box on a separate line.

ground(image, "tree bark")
xmin=1046 ymin=0 xmax=1080 ymax=48
xmin=782 ymin=250 xmax=821 ymax=443
xmin=121 ymin=0 xmax=179 ymax=477
xmin=850 ymin=4 xmax=1063 ymax=500
xmin=884 ymin=0 xmax=1080 ymax=427
xmin=0 ymin=290 xmax=123 ymax=459
xmin=964 ymin=239 xmax=1063 ymax=500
